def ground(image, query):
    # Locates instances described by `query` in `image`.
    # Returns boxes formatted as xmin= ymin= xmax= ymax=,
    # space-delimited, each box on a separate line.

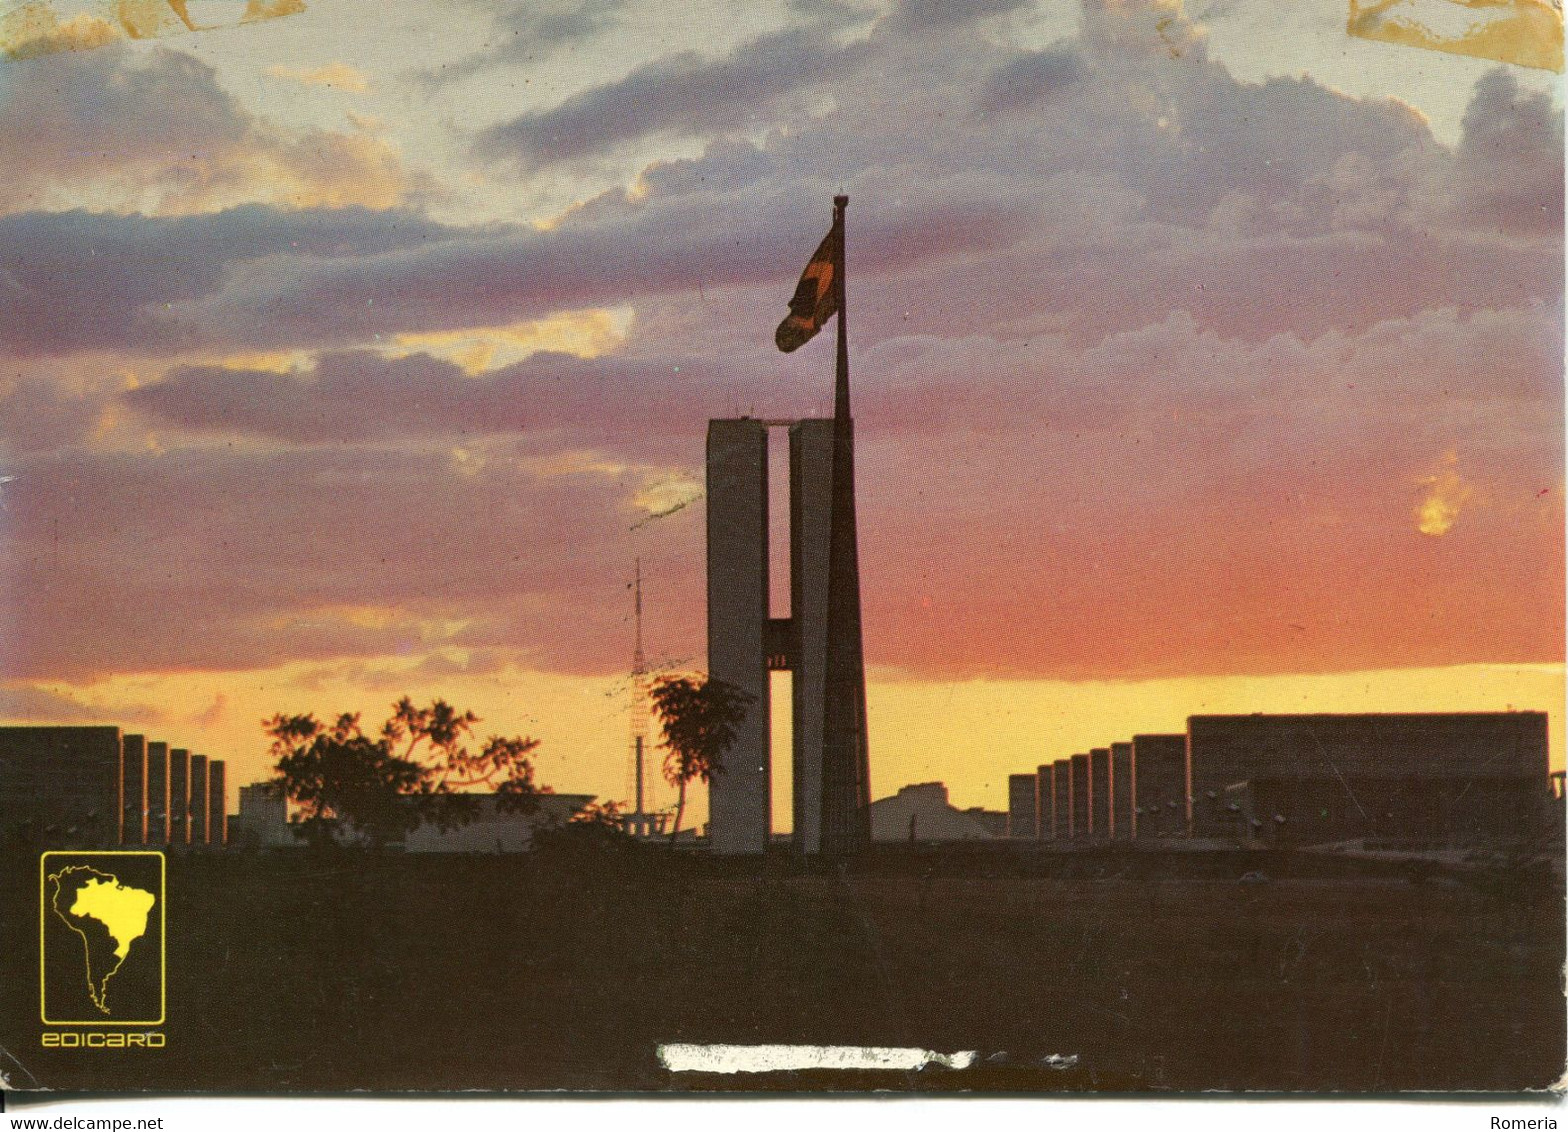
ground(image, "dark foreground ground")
xmin=3 ymin=842 xmax=1562 ymax=1094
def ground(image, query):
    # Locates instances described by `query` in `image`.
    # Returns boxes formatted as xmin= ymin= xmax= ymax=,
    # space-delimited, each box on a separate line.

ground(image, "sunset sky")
xmin=0 ymin=0 xmax=1561 ymax=830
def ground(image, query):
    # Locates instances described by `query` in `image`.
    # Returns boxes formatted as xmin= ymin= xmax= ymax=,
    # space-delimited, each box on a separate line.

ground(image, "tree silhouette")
xmin=648 ymin=675 xmax=754 ymax=844
xmin=552 ymin=800 xmax=635 ymax=852
xmin=265 ymin=697 xmax=545 ymax=848
xmin=570 ymin=799 xmax=628 ymax=829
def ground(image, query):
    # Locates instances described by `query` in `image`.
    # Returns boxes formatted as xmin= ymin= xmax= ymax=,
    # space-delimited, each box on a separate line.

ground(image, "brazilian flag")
xmin=775 ymin=224 xmax=841 ymax=353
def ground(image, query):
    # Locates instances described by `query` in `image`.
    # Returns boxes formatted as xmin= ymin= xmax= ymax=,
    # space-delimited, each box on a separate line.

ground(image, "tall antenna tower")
xmin=627 ymin=559 xmax=665 ymax=839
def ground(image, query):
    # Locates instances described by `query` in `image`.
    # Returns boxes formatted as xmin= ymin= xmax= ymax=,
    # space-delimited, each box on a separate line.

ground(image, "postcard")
xmin=0 ymin=0 xmax=1563 ymax=1102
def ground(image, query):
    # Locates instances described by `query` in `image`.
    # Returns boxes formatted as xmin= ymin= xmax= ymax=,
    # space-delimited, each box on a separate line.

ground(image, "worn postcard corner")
xmin=0 ymin=0 xmax=1562 ymax=1109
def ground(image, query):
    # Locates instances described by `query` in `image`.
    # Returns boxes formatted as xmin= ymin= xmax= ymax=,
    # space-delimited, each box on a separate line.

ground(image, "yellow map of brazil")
xmin=48 ymin=866 xmax=156 ymax=1015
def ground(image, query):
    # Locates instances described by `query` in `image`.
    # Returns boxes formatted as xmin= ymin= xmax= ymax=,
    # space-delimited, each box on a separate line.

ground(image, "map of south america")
xmin=47 ymin=866 xmax=156 ymax=1015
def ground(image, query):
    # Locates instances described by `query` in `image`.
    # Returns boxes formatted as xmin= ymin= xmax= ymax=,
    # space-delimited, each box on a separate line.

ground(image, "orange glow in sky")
xmin=0 ymin=0 xmax=1559 ymax=836
xmin=27 ymin=660 xmax=1563 ymax=833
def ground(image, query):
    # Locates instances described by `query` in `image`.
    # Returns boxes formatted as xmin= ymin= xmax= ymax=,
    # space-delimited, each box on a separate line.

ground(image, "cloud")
xmin=0 ymin=440 xmax=706 ymax=681
xmin=1415 ymin=451 xmax=1477 ymax=535
xmin=0 ymin=683 xmax=160 ymax=726
xmin=1081 ymin=0 xmax=1209 ymax=58
xmin=0 ymin=204 xmax=459 ymax=355
xmin=122 ymin=345 xmax=762 ymax=458
xmin=266 ymin=62 xmax=371 ymax=92
xmin=976 ymin=44 xmax=1088 ymax=116
xmin=188 ymin=692 xmax=229 ymax=729
xmin=11 ymin=300 xmax=1557 ymax=684
xmin=845 ymin=301 xmax=1561 ymax=678
xmin=303 ymin=647 xmax=526 ymax=694
xmin=0 ymin=0 xmax=1558 ymax=689
xmin=390 ymin=308 xmax=632 ymax=373
xmin=474 ymin=26 xmax=869 ymax=169
xmin=6 ymin=2 xmax=1560 ymax=365
xmin=465 ymin=0 xmax=1089 ymax=177
xmin=468 ymin=0 xmax=1046 ymax=171
xmin=0 ymin=374 xmax=113 ymax=455
xmin=886 ymin=0 xmax=1032 ymax=34
xmin=1442 ymin=68 xmax=1564 ymax=234
xmin=494 ymin=0 xmax=625 ymax=46
xmin=0 ymin=150 xmax=1042 ymax=357
xmin=853 ymin=304 xmax=1562 ymax=440
xmin=0 ymin=45 xmax=422 ymax=216
xmin=415 ymin=0 xmax=628 ymax=88
xmin=156 ymin=168 xmax=1034 ymax=354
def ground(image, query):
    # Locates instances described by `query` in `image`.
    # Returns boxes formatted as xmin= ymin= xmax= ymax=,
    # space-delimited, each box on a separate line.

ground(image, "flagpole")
xmin=833 ymin=195 xmax=849 ymax=419
xmin=820 ymin=192 xmax=871 ymax=853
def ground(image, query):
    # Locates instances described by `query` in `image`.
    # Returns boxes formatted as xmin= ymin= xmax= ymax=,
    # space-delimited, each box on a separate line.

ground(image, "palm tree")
xmin=649 ymin=674 xmax=753 ymax=844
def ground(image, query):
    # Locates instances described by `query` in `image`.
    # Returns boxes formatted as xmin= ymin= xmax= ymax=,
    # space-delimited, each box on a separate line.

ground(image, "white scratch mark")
xmin=657 ymin=1043 xmax=978 ymax=1074
xmin=0 ymin=1040 xmax=43 ymax=1089
xmin=628 ymin=493 xmax=702 ymax=532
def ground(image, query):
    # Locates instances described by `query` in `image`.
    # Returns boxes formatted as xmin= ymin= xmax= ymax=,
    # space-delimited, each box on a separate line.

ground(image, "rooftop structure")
xmin=1131 ymin=734 xmax=1188 ymax=839
xmin=1037 ymin=763 xmax=1057 ymax=841
xmin=1111 ymin=741 xmax=1133 ymax=840
xmin=1003 ymin=713 xmax=1554 ymax=851
xmin=870 ymin=782 xmax=999 ymax=843
xmin=1188 ymin=712 xmax=1552 ymax=845
xmin=0 ymin=725 xmax=233 ymax=850
xmin=0 ymin=726 xmax=121 ymax=848
xmin=1008 ymin=773 xmax=1038 ymax=839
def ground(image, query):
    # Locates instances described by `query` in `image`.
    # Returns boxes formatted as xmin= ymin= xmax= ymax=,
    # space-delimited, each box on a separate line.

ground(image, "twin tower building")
xmin=706 ymin=417 xmax=871 ymax=856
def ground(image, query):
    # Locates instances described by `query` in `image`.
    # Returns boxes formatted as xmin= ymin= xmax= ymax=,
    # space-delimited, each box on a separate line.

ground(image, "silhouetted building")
xmin=169 ymin=748 xmax=191 ymax=845
xmin=229 ymin=782 xmax=292 ymax=849
xmin=1070 ymin=753 xmax=1089 ymax=840
xmin=1111 ymin=741 xmax=1133 ymax=840
xmin=190 ymin=754 xmax=209 ymax=845
xmin=706 ymin=419 xmax=771 ymax=856
xmin=147 ymin=741 xmax=170 ymax=844
xmin=790 ymin=419 xmax=834 ymax=855
xmin=1089 ymin=747 xmax=1111 ymax=840
xmin=706 ymin=417 xmax=870 ymax=855
xmin=1188 ymin=712 xmax=1552 ymax=846
xmin=1132 ymin=733 xmax=1188 ymax=839
xmin=122 ymin=733 xmax=147 ymax=844
xmin=208 ymin=760 xmax=226 ymax=845
xmin=1037 ymin=763 xmax=1056 ymax=841
xmin=1059 ymin=752 xmax=1072 ymax=834
xmin=870 ymin=782 xmax=999 ymax=842
xmin=965 ymin=806 xmax=1010 ymax=838
xmin=0 ymin=726 xmax=122 ymax=848
xmin=1008 ymin=773 xmax=1038 ymax=839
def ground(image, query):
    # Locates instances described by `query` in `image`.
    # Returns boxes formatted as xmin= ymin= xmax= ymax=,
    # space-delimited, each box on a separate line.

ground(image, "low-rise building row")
xmin=1005 ymin=712 xmax=1556 ymax=849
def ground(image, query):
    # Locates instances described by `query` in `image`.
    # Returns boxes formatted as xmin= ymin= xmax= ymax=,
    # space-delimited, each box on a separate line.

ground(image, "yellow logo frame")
xmin=39 ymin=850 xmax=167 ymax=1027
